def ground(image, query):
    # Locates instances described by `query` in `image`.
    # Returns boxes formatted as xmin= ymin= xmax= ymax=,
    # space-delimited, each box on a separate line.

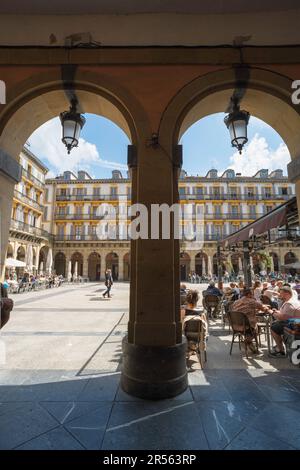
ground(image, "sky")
xmin=27 ymin=112 xmax=291 ymax=179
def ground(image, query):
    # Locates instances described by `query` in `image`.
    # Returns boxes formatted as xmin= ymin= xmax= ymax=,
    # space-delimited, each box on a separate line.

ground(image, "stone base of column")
xmin=121 ymin=336 xmax=188 ymax=399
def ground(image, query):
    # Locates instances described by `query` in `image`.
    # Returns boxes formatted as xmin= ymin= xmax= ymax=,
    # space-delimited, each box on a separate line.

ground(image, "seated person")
xmin=231 ymin=288 xmax=270 ymax=353
xmin=182 ymin=290 xmax=208 ymax=357
xmin=229 ymin=282 xmax=240 ymax=301
xmin=269 ymin=285 xmax=300 ymax=358
xmin=181 ymin=289 xmax=204 ymax=319
xmin=203 ymin=280 xmax=223 ymax=298
xmin=203 ymin=281 xmax=223 ymax=319
xmin=253 ymin=280 xmax=262 ymax=301
xmin=180 ymin=283 xmax=188 ymax=306
xmin=261 ymin=289 xmax=279 ymax=309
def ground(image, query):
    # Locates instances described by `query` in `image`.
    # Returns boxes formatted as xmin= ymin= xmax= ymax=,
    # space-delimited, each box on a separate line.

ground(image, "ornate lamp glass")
xmin=224 ymin=105 xmax=250 ymax=154
xmin=60 ymin=100 xmax=86 ymax=154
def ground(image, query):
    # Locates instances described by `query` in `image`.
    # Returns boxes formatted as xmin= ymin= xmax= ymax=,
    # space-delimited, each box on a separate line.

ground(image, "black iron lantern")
xmin=60 ymin=99 xmax=86 ymax=154
xmin=224 ymin=99 xmax=250 ymax=154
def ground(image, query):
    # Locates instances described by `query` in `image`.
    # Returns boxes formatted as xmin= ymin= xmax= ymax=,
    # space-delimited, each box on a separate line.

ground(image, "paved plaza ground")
xmin=0 ymin=282 xmax=300 ymax=450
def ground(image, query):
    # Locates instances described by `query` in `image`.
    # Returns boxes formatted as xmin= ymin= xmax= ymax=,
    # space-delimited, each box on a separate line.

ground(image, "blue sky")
xmin=28 ymin=112 xmax=290 ymax=179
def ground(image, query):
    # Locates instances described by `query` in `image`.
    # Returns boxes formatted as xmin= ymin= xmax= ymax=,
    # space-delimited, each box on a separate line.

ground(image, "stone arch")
xmin=88 ymin=251 xmax=101 ymax=282
xmin=180 ymin=252 xmax=190 ymax=281
xmin=32 ymin=247 xmax=37 ymax=272
xmin=124 ymin=252 xmax=130 ymax=281
xmin=251 ymin=253 xmax=261 ymax=275
xmin=106 ymin=252 xmax=119 ymax=281
xmin=6 ymin=243 xmax=14 ymax=258
xmin=54 ymin=251 xmax=66 ymax=277
xmin=71 ymin=252 xmax=83 ymax=277
xmin=16 ymin=245 xmax=26 ymax=262
xmin=0 ymin=68 xmax=151 ymax=160
xmin=284 ymin=251 xmax=298 ymax=264
xmin=231 ymin=252 xmax=243 ymax=275
xmin=195 ymin=251 xmax=208 ymax=276
xmin=38 ymin=245 xmax=49 ymax=273
xmin=159 ymin=67 xmax=300 ymax=162
xmin=269 ymin=252 xmax=279 ymax=272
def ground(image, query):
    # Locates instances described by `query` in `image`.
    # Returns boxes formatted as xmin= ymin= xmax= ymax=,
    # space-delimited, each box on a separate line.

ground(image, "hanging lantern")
xmin=224 ymin=100 xmax=250 ymax=154
xmin=60 ymin=99 xmax=86 ymax=154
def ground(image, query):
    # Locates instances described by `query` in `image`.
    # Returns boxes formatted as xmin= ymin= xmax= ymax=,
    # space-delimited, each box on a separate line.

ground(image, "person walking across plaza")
xmin=103 ymin=269 xmax=113 ymax=298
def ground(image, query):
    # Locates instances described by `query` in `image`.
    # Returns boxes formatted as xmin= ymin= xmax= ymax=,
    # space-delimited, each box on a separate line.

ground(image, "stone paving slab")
xmin=16 ymin=426 xmax=85 ymax=450
xmin=64 ymin=402 xmax=113 ymax=450
xmin=0 ymin=283 xmax=299 ymax=450
xmin=0 ymin=402 xmax=59 ymax=449
xmin=101 ymin=401 xmax=209 ymax=450
xmin=225 ymin=426 xmax=296 ymax=450
xmin=195 ymin=400 xmax=268 ymax=450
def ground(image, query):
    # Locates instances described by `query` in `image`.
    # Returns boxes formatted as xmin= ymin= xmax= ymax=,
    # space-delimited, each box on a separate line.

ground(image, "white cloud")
xmin=228 ymin=133 xmax=290 ymax=176
xmin=28 ymin=117 xmax=127 ymax=176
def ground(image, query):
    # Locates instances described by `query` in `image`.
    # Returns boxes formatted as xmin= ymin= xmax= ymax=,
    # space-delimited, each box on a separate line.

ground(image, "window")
xmin=75 ymin=205 xmax=83 ymax=215
xmin=75 ymin=226 xmax=82 ymax=240
xmin=228 ymin=187 xmax=238 ymax=198
xmin=249 ymin=205 xmax=256 ymax=217
xmin=179 ymin=187 xmax=186 ymax=195
xmin=247 ymin=187 xmax=254 ymax=197
xmin=231 ymin=205 xmax=239 ymax=215
xmin=44 ymin=207 xmax=48 ymax=220
xmin=90 ymin=225 xmax=97 ymax=236
xmin=57 ymin=225 xmax=64 ymax=237
xmin=196 ymin=187 xmax=204 ymax=195
xmin=110 ymin=187 xmax=117 ymax=196
xmin=280 ymin=187 xmax=288 ymax=195
xmin=215 ymin=205 xmax=221 ymax=215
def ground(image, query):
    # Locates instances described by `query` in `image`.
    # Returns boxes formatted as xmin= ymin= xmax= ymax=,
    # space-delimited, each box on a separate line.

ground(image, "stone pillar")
xmin=82 ymin=255 xmax=89 ymax=279
xmin=0 ymin=174 xmax=15 ymax=280
xmin=190 ymin=252 xmax=195 ymax=273
xmin=100 ymin=254 xmax=106 ymax=281
xmin=122 ymin=143 xmax=187 ymax=400
xmin=118 ymin=253 xmax=124 ymax=281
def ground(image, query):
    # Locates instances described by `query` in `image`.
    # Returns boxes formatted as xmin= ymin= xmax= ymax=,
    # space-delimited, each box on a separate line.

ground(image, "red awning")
xmin=221 ymin=203 xmax=289 ymax=247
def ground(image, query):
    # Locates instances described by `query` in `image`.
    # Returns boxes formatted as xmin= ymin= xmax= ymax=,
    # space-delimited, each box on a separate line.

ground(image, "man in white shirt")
xmin=269 ymin=286 xmax=300 ymax=358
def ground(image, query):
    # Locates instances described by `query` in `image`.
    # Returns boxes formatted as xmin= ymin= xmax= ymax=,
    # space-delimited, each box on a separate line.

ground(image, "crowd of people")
xmin=181 ymin=276 xmax=300 ymax=359
xmin=3 ymin=271 xmax=65 ymax=293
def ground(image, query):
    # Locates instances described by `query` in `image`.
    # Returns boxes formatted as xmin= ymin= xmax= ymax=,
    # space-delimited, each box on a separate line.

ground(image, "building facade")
xmin=6 ymin=146 xmax=52 ymax=275
xmin=6 ymin=147 xmax=300 ymax=281
xmin=40 ymin=164 xmax=299 ymax=282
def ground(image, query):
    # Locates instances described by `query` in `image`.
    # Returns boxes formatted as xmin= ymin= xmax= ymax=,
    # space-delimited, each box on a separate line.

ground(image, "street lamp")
xmin=224 ymin=99 xmax=250 ymax=154
xmin=60 ymin=99 xmax=86 ymax=154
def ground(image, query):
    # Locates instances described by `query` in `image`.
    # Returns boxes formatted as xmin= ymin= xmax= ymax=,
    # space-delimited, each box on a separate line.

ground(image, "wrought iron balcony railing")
xmin=10 ymin=219 xmax=52 ymax=241
xmin=14 ymin=189 xmax=43 ymax=212
xmin=22 ymin=169 xmax=44 ymax=189
xmin=56 ymin=193 xmax=130 ymax=201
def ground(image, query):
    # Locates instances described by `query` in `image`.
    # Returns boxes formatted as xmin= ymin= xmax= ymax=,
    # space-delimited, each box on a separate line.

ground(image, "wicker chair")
xmin=227 ymin=310 xmax=259 ymax=359
xmin=183 ymin=316 xmax=207 ymax=368
xmin=203 ymin=294 xmax=222 ymax=319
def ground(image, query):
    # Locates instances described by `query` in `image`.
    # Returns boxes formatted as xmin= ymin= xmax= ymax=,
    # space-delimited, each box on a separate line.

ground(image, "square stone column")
xmin=122 ymin=144 xmax=187 ymax=399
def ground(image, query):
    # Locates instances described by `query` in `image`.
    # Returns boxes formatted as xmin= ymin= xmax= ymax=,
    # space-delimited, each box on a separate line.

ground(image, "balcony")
xmin=56 ymin=193 xmax=130 ymax=202
xmin=55 ymin=234 xmax=129 ymax=242
xmin=179 ymin=193 xmax=293 ymax=201
xmin=181 ymin=213 xmax=264 ymax=220
xmin=22 ymin=169 xmax=44 ymax=189
xmin=14 ymin=189 xmax=43 ymax=212
xmin=10 ymin=219 xmax=52 ymax=241
xmin=55 ymin=213 xmax=109 ymax=220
